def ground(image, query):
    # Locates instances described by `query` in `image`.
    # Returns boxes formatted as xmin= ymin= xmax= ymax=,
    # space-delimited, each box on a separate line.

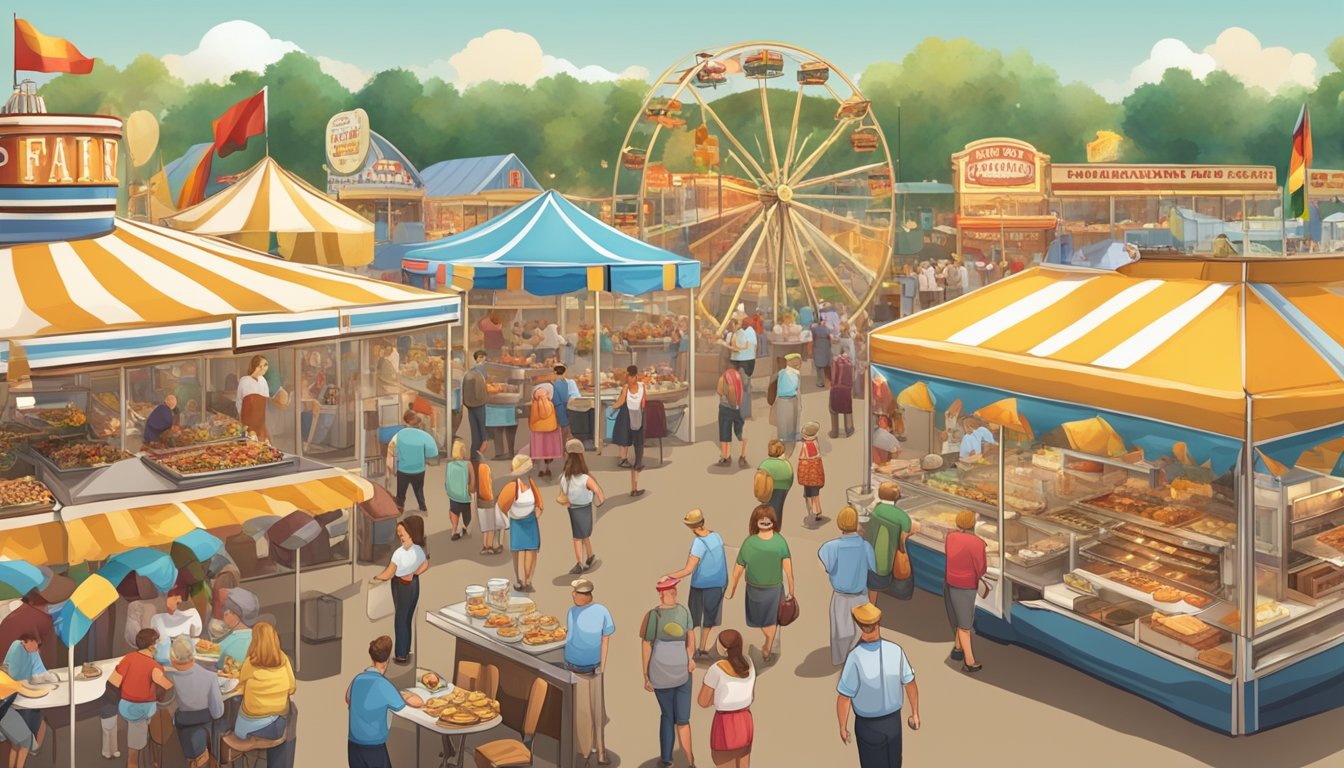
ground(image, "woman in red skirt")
xmin=698 ymin=629 xmax=755 ymax=767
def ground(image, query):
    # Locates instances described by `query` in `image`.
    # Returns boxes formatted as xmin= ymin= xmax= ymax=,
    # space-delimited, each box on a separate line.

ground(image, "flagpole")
xmin=13 ymin=14 xmax=18 ymax=90
xmin=264 ymin=85 xmax=270 ymax=158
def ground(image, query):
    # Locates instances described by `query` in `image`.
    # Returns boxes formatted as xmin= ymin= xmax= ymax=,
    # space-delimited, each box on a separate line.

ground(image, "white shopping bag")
xmin=366 ymin=579 xmax=394 ymax=621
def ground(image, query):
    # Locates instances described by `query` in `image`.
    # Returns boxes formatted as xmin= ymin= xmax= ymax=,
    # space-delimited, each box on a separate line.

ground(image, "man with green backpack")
xmin=866 ymin=483 xmax=917 ymax=601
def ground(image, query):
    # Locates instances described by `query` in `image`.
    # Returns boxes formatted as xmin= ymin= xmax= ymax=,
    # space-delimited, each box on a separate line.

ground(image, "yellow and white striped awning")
xmin=0 ymin=218 xmax=457 ymax=372
xmin=164 ymin=157 xmax=375 ymax=267
xmin=871 ymin=261 xmax=1344 ymax=440
xmin=0 ymin=468 xmax=372 ymax=566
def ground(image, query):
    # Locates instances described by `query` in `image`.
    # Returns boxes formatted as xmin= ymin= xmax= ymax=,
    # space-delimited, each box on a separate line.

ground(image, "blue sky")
xmin=12 ymin=1 xmax=1344 ymax=98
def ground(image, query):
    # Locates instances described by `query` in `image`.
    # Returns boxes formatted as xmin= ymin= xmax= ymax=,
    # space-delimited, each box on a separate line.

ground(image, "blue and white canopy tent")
xmin=402 ymin=190 xmax=702 ymax=445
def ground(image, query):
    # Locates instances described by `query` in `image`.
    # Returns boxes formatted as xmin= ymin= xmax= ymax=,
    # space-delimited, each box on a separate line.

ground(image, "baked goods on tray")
xmin=1197 ymin=647 xmax=1234 ymax=674
xmin=484 ymin=613 xmax=515 ymax=628
xmin=1317 ymin=527 xmax=1344 ymax=554
xmin=1152 ymin=587 xmax=1184 ymax=603
xmin=523 ymin=627 xmax=567 ymax=645
xmin=1183 ymin=593 xmax=1213 ymax=609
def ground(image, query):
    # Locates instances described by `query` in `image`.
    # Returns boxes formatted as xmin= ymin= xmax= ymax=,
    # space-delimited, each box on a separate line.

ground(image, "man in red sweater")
xmin=942 ymin=510 xmax=987 ymax=673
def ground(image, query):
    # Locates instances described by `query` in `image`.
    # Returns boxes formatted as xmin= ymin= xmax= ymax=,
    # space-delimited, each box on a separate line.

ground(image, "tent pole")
xmin=350 ymin=502 xmax=358 ymax=585
xmin=688 ymin=286 xmax=696 ymax=444
xmin=594 ymin=295 xmax=603 ymax=452
xmin=295 ymin=547 xmax=301 ymax=673
xmin=863 ymin=351 xmax=873 ymax=495
xmin=69 ymin=643 xmax=75 ymax=767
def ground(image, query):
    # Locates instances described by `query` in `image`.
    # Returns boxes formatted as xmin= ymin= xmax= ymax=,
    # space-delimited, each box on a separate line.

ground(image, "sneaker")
xmin=738 ymin=456 xmax=749 ymax=469
xmin=451 ymin=532 xmax=462 ymax=541
xmin=570 ymin=563 xmax=585 ymax=575
xmin=717 ymin=457 xmax=731 ymax=466
xmin=950 ymin=647 xmax=965 ymax=662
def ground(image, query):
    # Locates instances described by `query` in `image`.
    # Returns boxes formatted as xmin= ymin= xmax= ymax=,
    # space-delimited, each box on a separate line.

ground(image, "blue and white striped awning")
xmin=401 ymin=190 xmax=700 ymax=296
xmin=0 ymin=218 xmax=458 ymax=372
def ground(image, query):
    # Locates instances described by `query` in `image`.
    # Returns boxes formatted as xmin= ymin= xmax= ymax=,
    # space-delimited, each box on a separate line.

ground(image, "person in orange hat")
xmin=642 ymin=576 xmax=696 ymax=768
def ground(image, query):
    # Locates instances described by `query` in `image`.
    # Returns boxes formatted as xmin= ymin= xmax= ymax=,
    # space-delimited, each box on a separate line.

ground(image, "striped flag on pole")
xmin=1288 ymin=104 xmax=1312 ymax=220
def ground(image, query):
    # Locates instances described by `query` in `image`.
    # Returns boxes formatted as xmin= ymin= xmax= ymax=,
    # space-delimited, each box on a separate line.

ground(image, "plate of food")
xmin=74 ymin=662 xmax=103 ymax=681
xmin=419 ymin=671 xmax=448 ymax=693
xmin=466 ymin=603 xmax=491 ymax=619
xmin=216 ymin=658 xmax=242 ymax=680
xmin=523 ymin=627 xmax=567 ymax=646
xmin=495 ymin=626 xmax=523 ymax=643
xmin=484 ymin=613 xmax=516 ymax=630
xmin=195 ymin=638 xmax=221 ymax=659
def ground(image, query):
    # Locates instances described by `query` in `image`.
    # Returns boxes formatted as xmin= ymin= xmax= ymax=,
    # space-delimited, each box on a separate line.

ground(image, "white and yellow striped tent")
xmin=871 ymin=256 xmax=1344 ymax=447
xmin=0 ymin=218 xmax=457 ymax=373
xmin=164 ymin=157 xmax=375 ymax=267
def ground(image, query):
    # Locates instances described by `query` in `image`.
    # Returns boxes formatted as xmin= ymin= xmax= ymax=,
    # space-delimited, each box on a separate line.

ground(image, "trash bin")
xmin=301 ymin=594 xmax=342 ymax=643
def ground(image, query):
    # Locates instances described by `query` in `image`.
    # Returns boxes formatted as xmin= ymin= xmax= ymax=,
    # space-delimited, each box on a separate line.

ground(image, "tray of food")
xmin=0 ymin=476 xmax=55 ymax=517
xmin=1075 ymin=491 xmax=1206 ymax=529
xmin=1082 ymin=541 xmax=1219 ymax=595
xmin=1005 ymin=535 xmax=1069 ymax=568
xmin=27 ymin=438 xmax=130 ymax=473
xmin=1108 ymin=524 xmax=1221 ymax=567
xmin=141 ymin=440 xmax=292 ymax=481
xmin=1075 ymin=564 xmax=1210 ymax=613
xmin=1043 ymin=508 xmax=1106 ymax=534
xmin=1143 ymin=613 xmax=1224 ymax=649
xmin=420 ymin=688 xmax=502 ymax=730
xmin=141 ymin=415 xmax=247 ymax=453
xmin=194 ymin=639 xmax=221 ymax=661
xmin=19 ymin=403 xmax=88 ymax=436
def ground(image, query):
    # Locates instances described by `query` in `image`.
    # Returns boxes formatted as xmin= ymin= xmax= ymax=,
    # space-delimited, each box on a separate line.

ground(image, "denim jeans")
xmin=653 ymin=679 xmax=692 ymax=763
xmin=392 ymin=576 xmax=420 ymax=659
xmin=467 ymin=405 xmax=487 ymax=459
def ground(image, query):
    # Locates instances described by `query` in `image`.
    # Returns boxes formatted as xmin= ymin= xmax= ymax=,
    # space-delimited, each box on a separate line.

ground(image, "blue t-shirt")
xmin=3 ymin=641 xmax=45 ymax=680
xmin=553 ymin=377 xmax=572 ymax=427
xmin=818 ymin=534 xmax=877 ymax=594
xmin=217 ymin=628 xmax=253 ymax=669
xmin=959 ymin=426 xmax=997 ymax=458
xmin=394 ymin=427 xmax=439 ymax=474
xmin=347 ymin=668 xmax=406 ymax=746
xmin=689 ymin=532 xmax=728 ymax=589
xmin=564 ymin=603 xmax=615 ymax=668
xmin=776 ymin=368 xmax=800 ymax=399
xmin=837 ymin=640 xmax=915 ymax=718
xmin=731 ymin=326 xmax=757 ymax=361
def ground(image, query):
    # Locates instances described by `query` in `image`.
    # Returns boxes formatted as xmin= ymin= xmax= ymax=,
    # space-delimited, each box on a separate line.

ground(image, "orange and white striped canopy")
xmin=164 ymin=157 xmax=375 ymax=267
xmin=870 ymin=257 xmax=1344 ymax=441
xmin=0 ymin=467 xmax=372 ymax=566
xmin=0 ymin=218 xmax=456 ymax=372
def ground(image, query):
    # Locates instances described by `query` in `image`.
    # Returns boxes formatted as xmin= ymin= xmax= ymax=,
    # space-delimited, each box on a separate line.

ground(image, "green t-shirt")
xmin=736 ymin=533 xmax=791 ymax=586
xmin=642 ymin=604 xmax=692 ymax=642
xmin=760 ymin=457 xmax=793 ymax=489
xmin=868 ymin=502 xmax=912 ymax=577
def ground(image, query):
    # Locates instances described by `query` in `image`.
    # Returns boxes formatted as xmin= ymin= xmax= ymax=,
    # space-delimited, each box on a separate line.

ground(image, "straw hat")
xmin=801 ymin=421 xmax=820 ymax=438
xmin=565 ymin=439 xmax=584 ymax=455
xmin=682 ymin=509 xmax=705 ymax=527
xmin=511 ymin=455 xmax=534 ymax=476
xmin=851 ymin=603 xmax=882 ymax=625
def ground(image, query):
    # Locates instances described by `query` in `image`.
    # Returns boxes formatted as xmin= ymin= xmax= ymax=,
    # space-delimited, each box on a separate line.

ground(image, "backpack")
xmin=766 ymin=375 xmax=779 ymax=406
xmin=721 ymin=369 xmax=743 ymax=408
xmin=753 ymin=468 xmax=774 ymax=502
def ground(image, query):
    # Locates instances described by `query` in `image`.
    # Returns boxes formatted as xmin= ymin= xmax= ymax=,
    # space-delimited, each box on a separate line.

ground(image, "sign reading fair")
xmin=0 ymin=130 xmax=120 ymax=186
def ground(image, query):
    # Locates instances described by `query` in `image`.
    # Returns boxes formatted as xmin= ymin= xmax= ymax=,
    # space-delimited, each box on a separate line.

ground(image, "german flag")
xmin=14 ymin=18 xmax=94 ymax=75
xmin=1288 ymin=104 xmax=1312 ymax=220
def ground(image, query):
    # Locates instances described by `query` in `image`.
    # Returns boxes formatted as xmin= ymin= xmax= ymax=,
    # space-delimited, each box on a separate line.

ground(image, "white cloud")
xmin=162 ymin=20 xmax=301 ymax=83
xmin=542 ymin=55 xmax=648 ymax=83
xmin=1205 ymin=27 xmax=1316 ymax=92
xmin=314 ymin=56 xmax=371 ymax=91
xmin=1099 ymin=27 xmax=1317 ymax=100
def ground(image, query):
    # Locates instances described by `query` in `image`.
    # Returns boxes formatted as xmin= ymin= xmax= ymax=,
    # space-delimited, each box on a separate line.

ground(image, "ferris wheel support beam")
xmin=788 ymin=120 xmax=853 ymax=187
xmin=759 ymin=80 xmax=781 ymax=182
xmin=690 ymin=203 xmax=758 ymax=252
xmin=791 ymin=198 xmax=890 ymax=234
xmin=696 ymin=208 xmax=769 ymax=329
xmin=725 ymin=150 xmax=764 ymax=188
xmin=792 ymin=207 xmax=878 ymax=282
xmin=793 ymin=162 xmax=887 ymax=190
xmin=686 ymin=85 xmax=772 ymax=184
xmin=793 ymin=211 xmax=864 ymax=309
xmin=781 ymin=207 xmax=822 ymax=311
xmin=782 ymin=87 xmax=805 ymax=180
xmin=718 ymin=205 xmax=777 ymax=334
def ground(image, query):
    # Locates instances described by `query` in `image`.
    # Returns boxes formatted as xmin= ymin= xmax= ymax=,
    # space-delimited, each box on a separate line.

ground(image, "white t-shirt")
xmin=917 ymin=267 xmax=938 ymax=291
xmin=509 ymin=481 xmax=537 ymax=519
xmin=562 ymin=474 xmax=594 ymax=506
xmin=151 ymin=607 xmax=202 ymax=641
xmin=390 ymin=544 xmax=427 ymax=577
xmin=626 ymin=382 xmax=645 ymax=412
xmin=235 ymin=374 xmax=269 ymax=416
xmin=703 ymin=659 xmax=755 ymax=712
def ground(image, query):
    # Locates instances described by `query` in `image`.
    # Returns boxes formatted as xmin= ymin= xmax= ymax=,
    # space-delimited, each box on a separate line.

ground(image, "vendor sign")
xmin=953 ymin=138 xmax=1048 ymax=194
xmin=1052 ymin=163 xmax=1277 ymax=193
xmin=325 ymin=108 xmax=370 ymax=175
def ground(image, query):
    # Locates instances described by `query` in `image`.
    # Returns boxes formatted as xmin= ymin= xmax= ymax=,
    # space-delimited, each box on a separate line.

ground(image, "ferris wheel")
xmin=611 ymin=42 xmax=897 ymax=332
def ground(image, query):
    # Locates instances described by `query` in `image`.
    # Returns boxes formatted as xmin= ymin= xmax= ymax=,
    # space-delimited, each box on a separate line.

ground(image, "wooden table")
xmin=396 ymin=684 xmax=503 ymax=768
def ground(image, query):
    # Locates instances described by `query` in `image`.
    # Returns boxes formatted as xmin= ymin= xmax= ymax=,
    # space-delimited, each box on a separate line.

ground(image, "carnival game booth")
xmin=0 ymin=107 xmax=460 ymax=763
xmin=402 ymin=189 xmax=701 ymax=447
xmin=164 ymin=156 xmax=376 ymax=267
xmin=866 ymin=252 xmax=1344 ymax=734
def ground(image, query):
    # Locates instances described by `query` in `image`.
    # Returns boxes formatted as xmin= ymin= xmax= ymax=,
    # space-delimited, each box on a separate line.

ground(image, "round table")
xmin=13 ymin=659 xmax=118 ymax=711
xmin=396 ymin=685 xmax=503 ymax=768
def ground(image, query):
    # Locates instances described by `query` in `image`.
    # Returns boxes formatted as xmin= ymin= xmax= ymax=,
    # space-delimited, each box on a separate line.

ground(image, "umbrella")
xmin=1061 ymin=416 xmax=1127 ymax=457
xmin=896 ymin=381 xmax=934 ymax=411
xmin=58 ymin=548 xmax=179 ymax=646
xmin=0 ymin=561 xmax=47 ymax=597
xmin=975 ymin=398 xmax=1034 ymax=440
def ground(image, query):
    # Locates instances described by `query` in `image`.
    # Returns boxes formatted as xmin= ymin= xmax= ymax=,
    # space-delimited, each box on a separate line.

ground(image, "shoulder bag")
xmin=777 ymin=593 xmax=800 ymax=627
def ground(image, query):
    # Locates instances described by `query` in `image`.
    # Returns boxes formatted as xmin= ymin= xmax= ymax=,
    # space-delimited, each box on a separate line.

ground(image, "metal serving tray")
xmin=140 ymin=441 xmax=295 ymax=483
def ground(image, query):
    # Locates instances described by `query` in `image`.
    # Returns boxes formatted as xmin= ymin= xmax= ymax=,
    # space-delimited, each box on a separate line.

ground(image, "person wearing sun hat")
xmin=797 ymin=421 xmax=827 ymax=528
xmin=564 ymin=579 xmax=614 ymax=765
xmin=498 ymin=454 xmax=544 ymax=591
xmin=836 ymin=602 xmax=921 ymax=768
xmin=944 ymin=510 xmax=987 ymax=673
xmin=664 ymin=509 xmax=728 ymax=659
xmin=642 ymin=576 xmax=697 ymax=768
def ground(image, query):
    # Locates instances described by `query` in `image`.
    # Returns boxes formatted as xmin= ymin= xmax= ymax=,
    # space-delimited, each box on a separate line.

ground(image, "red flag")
xmin=14 ymin=18 xmax=94 ymax=74
xmin=212 ymin=88 xmax=267 ymax=158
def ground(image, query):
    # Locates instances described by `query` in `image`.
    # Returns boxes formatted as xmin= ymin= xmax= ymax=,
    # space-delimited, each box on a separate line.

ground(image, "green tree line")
xmin=37 ymin=36 xmax=1344 ymax=197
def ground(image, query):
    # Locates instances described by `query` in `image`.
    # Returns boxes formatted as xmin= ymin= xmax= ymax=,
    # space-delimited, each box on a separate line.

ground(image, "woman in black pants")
xmin=372 ymin=516 xmax=429 ymax=664
xmin=611 ymin=365 xmax=647 ymax=497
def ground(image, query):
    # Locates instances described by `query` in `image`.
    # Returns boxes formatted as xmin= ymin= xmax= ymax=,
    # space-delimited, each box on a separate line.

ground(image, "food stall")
xmin=402 ymin=190 xmax=701 ymax=447
xmin=951 ymin=138 xmax=1055 ymax=270
xmin=865 ymin=252 xmax=1344 ymax=734
xmin=424 ymin=584 xmax=578 ymax=766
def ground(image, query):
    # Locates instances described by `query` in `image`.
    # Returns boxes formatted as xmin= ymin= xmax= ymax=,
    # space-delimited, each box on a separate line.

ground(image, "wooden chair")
xmin=443 ymin=662 xmax=500 ymax=764
xmin=473 ymin=677 xmax=549 ymax=768
xmin=221 ymin=702 xmax=295 ymax=767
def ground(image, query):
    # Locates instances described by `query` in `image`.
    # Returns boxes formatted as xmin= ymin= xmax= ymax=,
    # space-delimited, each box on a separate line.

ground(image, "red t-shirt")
xmin=944 ymin=530 xmax=988 ymax=590
xmin=115 ymin=651 xmax=163 ymax=702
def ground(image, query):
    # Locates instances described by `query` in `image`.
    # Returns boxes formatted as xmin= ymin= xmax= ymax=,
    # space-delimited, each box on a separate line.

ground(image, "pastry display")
xmin=1182 ymin=593 xmax=1213 ymax=609
xmin=484 ymin=613 xmax=516 ymax=629
xmin=523 ymin=627 xmax=567 ymax=645
xmin=149 ymin=440 xmax=285 ymax=476
xmin=1197 ymin=647 xmax=1234 ymax=674
xmin=1043 ymin=509 xmax=1104 ymax=533
xmin=0 ymin=477 xmax=54 ymax=509
xmin=1081 ymin=491 xmax=1205 ymax=528
xmin=31 ymin=438 xmax=130 ymax=470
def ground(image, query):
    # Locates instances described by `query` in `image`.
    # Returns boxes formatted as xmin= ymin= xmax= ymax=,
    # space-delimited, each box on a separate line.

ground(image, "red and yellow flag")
xmin=14 ymin=18 xmax=94 ymax=75
xmin=1288 ymin=104 xmax=1313 ymax=220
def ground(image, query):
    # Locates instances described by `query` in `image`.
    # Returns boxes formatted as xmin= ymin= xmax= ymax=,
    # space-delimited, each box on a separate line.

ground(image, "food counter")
xmin=424 ymin=592 xmax=578 ymax=768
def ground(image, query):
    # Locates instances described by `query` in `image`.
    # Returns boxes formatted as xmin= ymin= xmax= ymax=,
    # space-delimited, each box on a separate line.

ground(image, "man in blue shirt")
xmin=564 ymin=579 xmax=614 ymax=766
xmin=819 ymin=507 xmax=878 ymax=665
xmin=663 ymin=509 xmax=728 ymax=658
xmin=958 ymin=416 xmax=998 ymax=460
xmin=729 ymin=312 xmax=758 ymax=420
xmin=347 ymin=635 xmax=423 ymax=768
xmin=552 ymin=364 xmax=573 ymax=441
xmin=837 ymin=603 xmax=920 ymax=768
xmin=2 ymin=633 xmax=53 ymax=750
xmin=390 ymin=410 xmax=439 ymax=514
